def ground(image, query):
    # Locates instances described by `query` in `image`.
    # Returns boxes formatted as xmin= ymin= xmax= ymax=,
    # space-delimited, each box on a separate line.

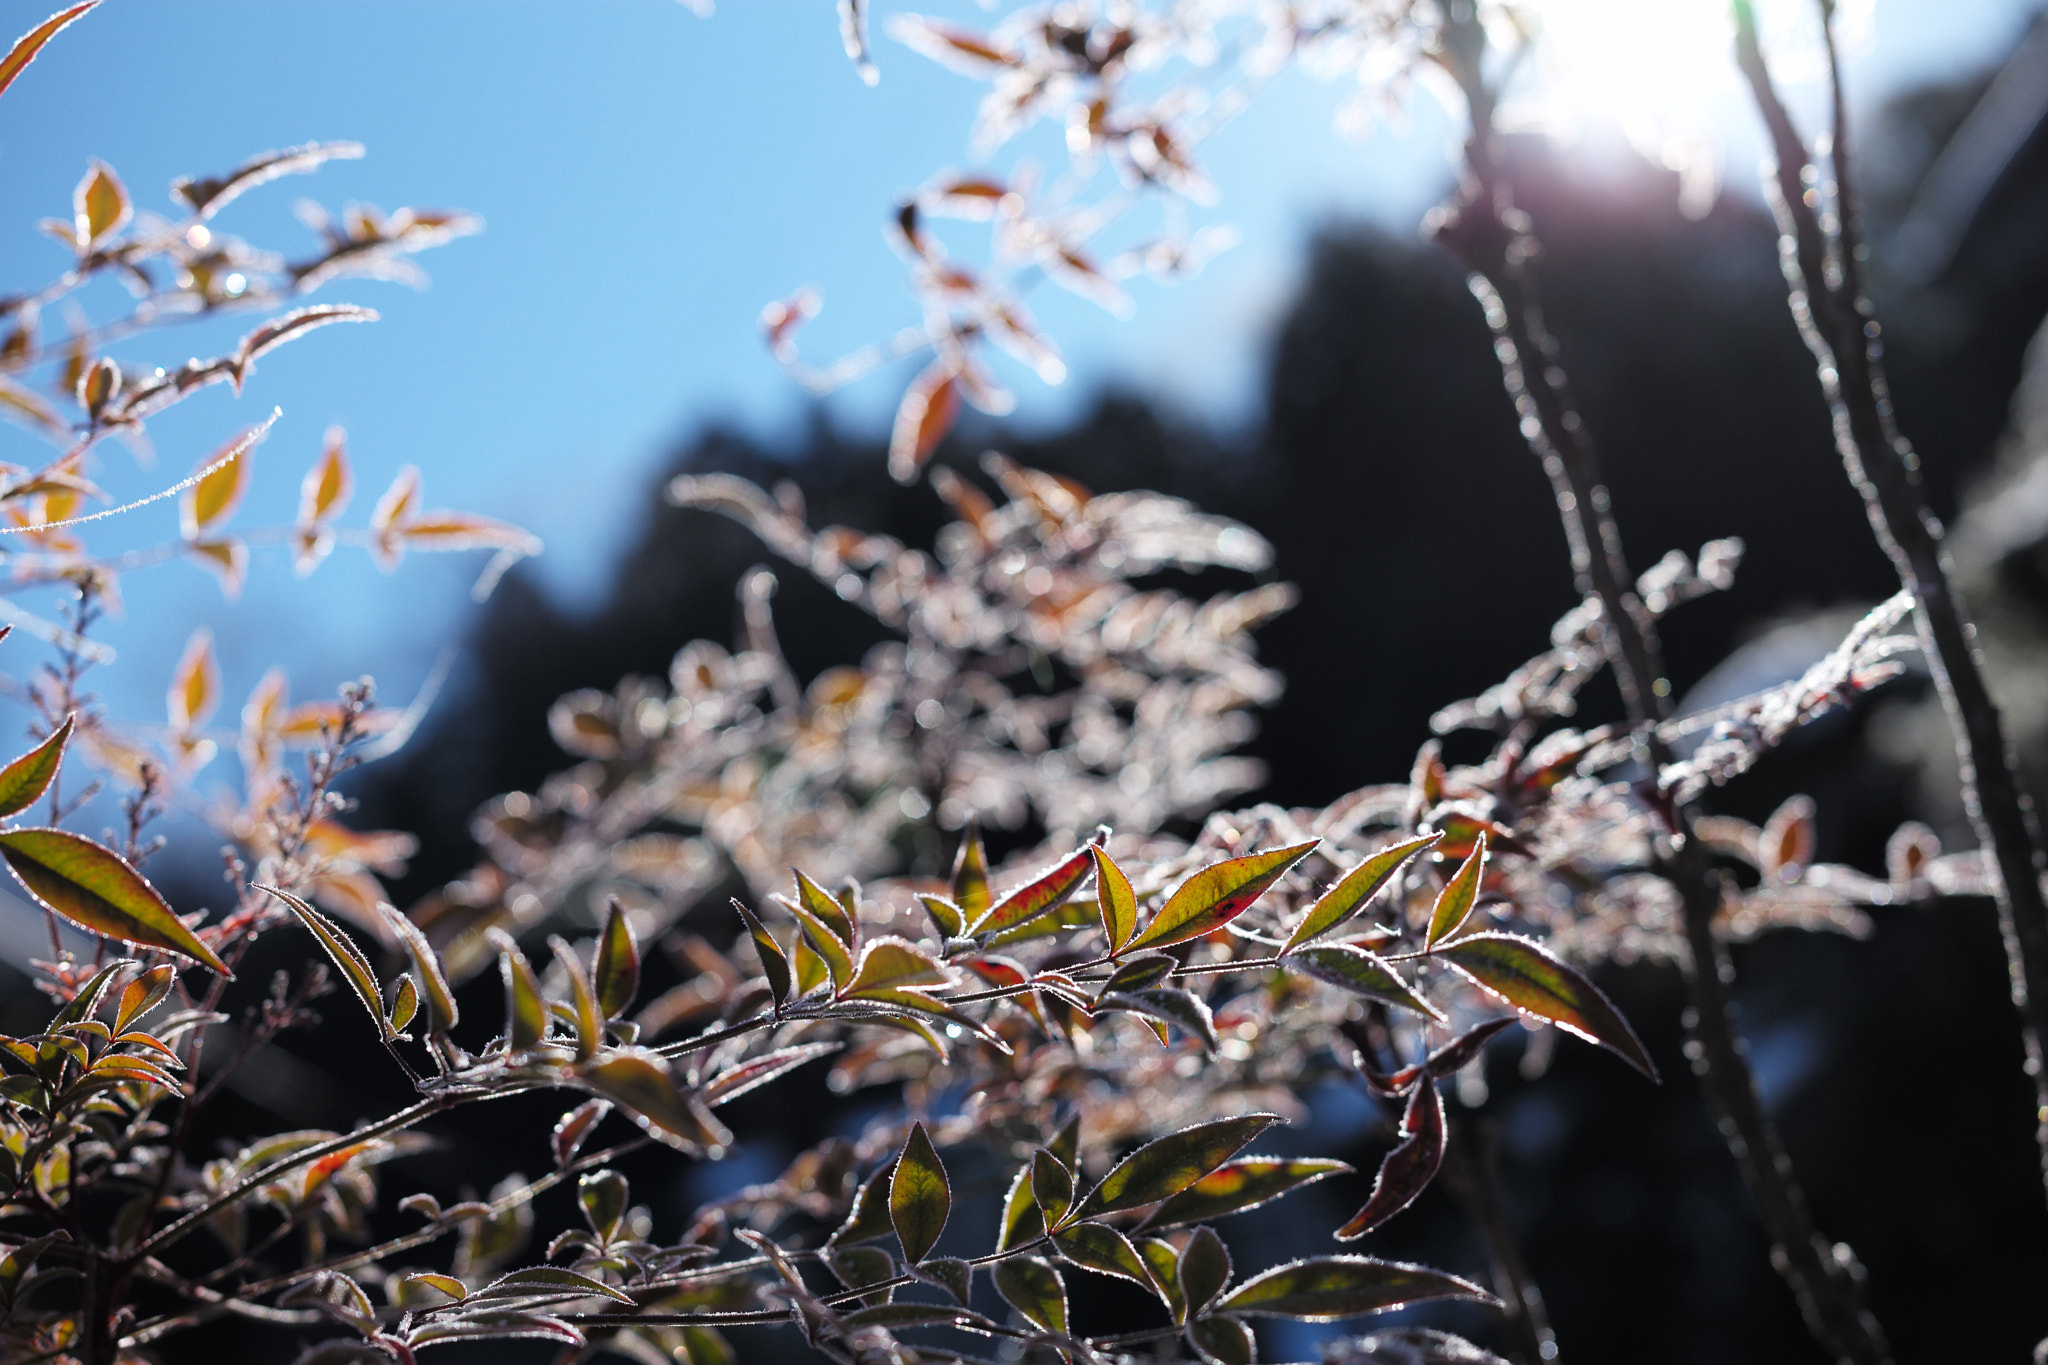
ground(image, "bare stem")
xmin=1426 ymin=7 xmax=1889 ymax=1359
xmin=1733 ymin=0 xmax=2048 ymax=1200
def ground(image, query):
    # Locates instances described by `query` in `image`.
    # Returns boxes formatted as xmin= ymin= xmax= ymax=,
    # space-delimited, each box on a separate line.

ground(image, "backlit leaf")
xmin=579 ymin=1169 xmax=628 ymax=1241
xmin=234 ymin=305 xmax=377 ymax=386
xmin=1098 ymin=952 xmax=1176 ymax=995
xmin=387 ymin=974 xmax=418 ymax=1033
xmin=1096 ymin=987 xmax=1217 ymax=1052
xmin=793 ymin=866 xmax=857 ymax=946
xmin=1031 ymin=1148 xmax=1073 ymax=1226
xmin=261 ymin=884 xmax=386 ymax=1039
xmin=1073 ymin=1113 xmax=1279 ymax=1221
xmin=1292 ymin=945 xmax=1443 ymax=1021
xmin=833 ymin=1161 xmax=897 ymax=1246
xmin=1215 ymin=1255 xmax=1493 ymax=1320
xmin=475 ymin=1265 xmax=634 ymax=1306
xmin=1181 ymin=1225 xmax=1232 ymax=1317
xmin=552 ymin=1099 xmax=611 ymax=1169
xmin=1187 ymin=1314 xmax=1255 ymax=1365
xmin=917 ymin=893 xmax=964 ymax=939
xmin=0 ymin=714 xmax=70 ymax=818
xmin=1092 ymin=845 xmax=1137 ymax=953
xmin=0 ymin=4 xmax=97 ymax=103
xmin=702 ymin=1042 xmax=840 ymax=1107
xmin=1761 ymin=794 xmax=1816 ymax=883
xmin=172 ymin=140 xmax=364 ymax=218
xmin=887 ymin=359 xmax=959 ymax=484
xmin=74 ymin=159 xmax=129 ymax=252
xmin=299 ymin=426 xmax=353 ymax=531
xmin=582 ymin=1049 xmax=730 ymax=1156
xmin=1053 ymin=1221 xmax=1151 ymax=1287
xmin=594 ymin=898 xmax=640 ymax=1018
xmin=776 ymin=889 xmax=853 ymax=991
xmin=1282 ymin=833 xmax=1438 ymax=953
xmin=950 ymin=819 xmax=989 ymax=917
xmin=1436 ymin=933 xmax=1657 ymax=1080
xmin=370 ymin=466 xmax=421 ymax=568
xmin=181 ymin=429 xmax=254 ymax=539
xmin=844 ymin=936 xmax=949 ymax=998
xmin=1142 ymin=1157 xmax=1352 ymax=1231
xmin=549 ymin=936 xmax=601 ymax=1061
xmin=1336 ymin=1082 xmax=1444 ymax=1240
xmin=487 ymin=929 xmax=548 ymax=1051
xmin=1125 ymin=841 xmax=1317 ymax=955
xmin=1421 ymin=1016 xmax=1518 ymax=1080
xmin=167 ymin=628 xmax=218 ymax=733
xmin=366 ymin=903 xmax=451 ymax=1034
xmin=890 ymin=1121 xmax=950 ymax=1263
xmin=113 ymin=962 xmax=175 ymax=1036
xmin=2 ymin=829 xmax=227 ymax=973
xmin=996 ymin=1159 xmax=1043 ymax=1253
xmin=969 ymin=842 xmax=1096 ymax=936
xmin=1139 ymin=1237 xmax=1185 ymax=1319
xmin=1425 ymin=836 xmax=1487 ymax=949
xmin=992 ymin=1256 xmax=1065 ymax=1334
xmin=732 ymin=898 xmax=790 ymax=1009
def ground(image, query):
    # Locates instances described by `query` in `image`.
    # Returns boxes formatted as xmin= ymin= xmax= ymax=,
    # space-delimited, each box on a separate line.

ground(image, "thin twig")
xmin=1733 ymin=0 xmax=2048 ymax=1200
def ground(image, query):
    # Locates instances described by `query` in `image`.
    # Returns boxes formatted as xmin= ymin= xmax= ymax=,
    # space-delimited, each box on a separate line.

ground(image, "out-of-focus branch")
xmin=1426 ymin=7 xmax=1889 ymax=1360
xmin=1733 ymin=0 xmax=2048 ymax=1198
xmin=1441 ymin=1117 xmax=1555 ymax=1364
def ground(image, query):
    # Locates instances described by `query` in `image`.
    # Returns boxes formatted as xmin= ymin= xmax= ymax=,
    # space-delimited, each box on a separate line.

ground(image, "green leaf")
xmin=1426 ymin=836 xmax=1487 ymax=948
xmin=474 ymin=1265 xmax=635 ymax=1306
xmin=1138 ymin=1236 xmax=1185 ymax=1320
xmin=398 ymin=1272 xmax=467 ymax=1305
xmin=1031 ymin=1148 xmax=1073 ymax=1226
xmin=843 ymin=937 xmax=949 ymax=998
xmin=1180 ymin=1225 xmax=1232 ymax=1318
xmin=549 ymin=936 xmax=602 ymax=1061
xmin=0 ymin=715 xmax=70 ymax=819
xmin=1214 ymin=1255 xmax=1493 ymax=1320
xmin=793 ymin=868 xmax=857 ymax=949
xmin=970 ymin=842 xmax=1097 ymax=936
xmin=581 ymin=1049 xmax=731 ymax=1156
xmin=917 ymin=1256 xmax=972 ymax=1306
xmin=730 ymin=899 xmax=790 ymax=1010
xmin=1073 ymin=1113 xmax=1280 ymax=1221
xmin=889 ymin=1121 xmax=950 ymax=1263
xmin=1186 ymin=1314 xmax=1255 ymax=1365
xmin=594 ymin=898 xmax=640 ymax=1019
xmin=1281 ymin=833 xmax=1438 ymax=953
xmin=996 ymin=1159 xmax=1044 ymax=1253
xmin=1336 ymin=1082 xmax=1444 ymax=1241
xmin=112 ymin=962 xmax=175 ymax=1036
xmin=578 ymin=1169 xmax=628 ymax=1241
xmin=489 ymin=930 xmax=548 ymax=1051
xmin=774 ymin=888 xmax=853 ymax=991
xmin=387 ymin=973 xmax=419 ymax=1033
xmin=1098 ymin=952 xmax=1176 ymax=996
xmin=1125 ymin=841 xmax=1317 ymax=955
xmin=951 ymin=819 xmax=990 ymax=917
xmin=1053 ymin=1221 xmax=1151 ymax=1287
xmin=792 ymin=930 xmax=828 ymax=996
xmin=828 ymin=1244 xmax=897 ymax=1306
xmin=1091 ymin=845 xmax=1137 ymax=953
xmin=992 ymin=1256 xmax=1065 ymax=1334
xmin=261 ymin=885 xmax=382 ymax=1038
xmin=1436 ymin=933 xmax=1657 ymax=1080
xmin=377 ymin=902 xmax=457 ymax=1034
xmin=1291 ymin=945 xmax=1444 ymax=1021
xmin=1095 ymin=987 xmax=1217 ymax=1053
xmin=1 ymin=829 xmax=228 ymax=974
xmin=1142 ymin=1157 xmax=1353 ymax=1231
xmin=916 ymin=893 xmax=964 ymax=939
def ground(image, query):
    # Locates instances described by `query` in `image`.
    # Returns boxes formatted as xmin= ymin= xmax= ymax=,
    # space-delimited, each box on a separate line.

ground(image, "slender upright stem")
xmin=1441 ymin=1118 xmax=1555 ymax=1365
xmin=1426 ymin=7 xmax=1889 ymax=1359
xmin=1733 ymin=0 xmax=2048 ymax=1197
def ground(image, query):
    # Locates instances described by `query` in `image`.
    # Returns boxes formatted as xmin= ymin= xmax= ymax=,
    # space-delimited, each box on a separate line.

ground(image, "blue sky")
xmin=0 ymin=0 xmax=2035 ymax=835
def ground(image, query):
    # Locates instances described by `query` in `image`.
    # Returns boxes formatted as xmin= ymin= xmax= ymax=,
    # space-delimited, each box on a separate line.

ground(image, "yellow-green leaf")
xmin=377 ymin=903 xmax=457 ymax=1035
xmin=996 ymin=1159 xmax=1043 ymax=1253
xmin=732 ymin=898 xmax=790 ymax=1009
xmin=73 ymin=158 xmax=129 ymax=251
xmin=992 ymin=1256 xmax=1065 ymax=1334
xmin=1291 ymin=945 xmax=1443 ymax=1022
xmin=1425 ymin=836 xmax=1487 ymax=949
xmin=594 ymin=898 xmax=640 ymax=1019
xmin=0 ymin=715 xmax=71 ymax=818
xmin=1141 ymin=1157 xmax=1352 ymax=1231
xmin=387 ymin=974 xmax=419 ymax=1033
xmin=1092 ymin=845 xmax=1137 ymax=953
xmin=1073 ymin=1113 xmax=1279 ymax=1221
xmin=889 ymin=1121 xmax=949 ymax=1263
xmin=1436 ymin=933 xmax=1658 ymax=1080
xmin=549 ymin=936 xmax=602 ymax=1061
xmin=951 ymin=819 xmax=989 ymax=917
xmin=917 ymin=893 xmax=964 ymax=939
xmin=2 ymin=829 xmax=227 ymax=974
xmin=843 ymin=936 xmax=949 ymax=999
xmin=112 ymin=962 xmax=175 ymax=1036
xmin=260 ymin=884 xmax=386 ymax=1040
xmin=1053 ymin=1221 xmax=1151 ymax=1287
xmin=487 ymin=929 xmax=548 ymax=1051
xmin=1125 ymin=841 xmax=1317 ymax=956
xmin=582 ymin=1049 xmax=731 ymax=1156
xmin=1214 ymin=1255 xmax=1493 ymax=1320
xmin=1031 ymin=1148 xmax=1073 ymax=1226
xmin=777 ymin=883 xmax=853 ymax=990
xmin=1281 ymin=833 xmax=1437 ymax=954
xmin=793 ymin=867 xmax=857 ymax=948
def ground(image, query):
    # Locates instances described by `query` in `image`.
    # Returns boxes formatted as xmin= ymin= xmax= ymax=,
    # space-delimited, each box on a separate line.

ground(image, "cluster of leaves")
xmin=422 ymin=452 xmax=1291 ymax=984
